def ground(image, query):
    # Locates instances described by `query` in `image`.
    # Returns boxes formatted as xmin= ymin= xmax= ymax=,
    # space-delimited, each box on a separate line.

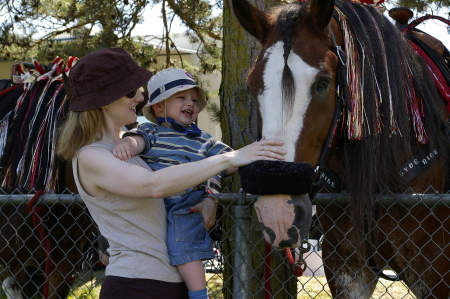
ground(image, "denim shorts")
xmin=165 ymin=189 xmax=215 ymax=265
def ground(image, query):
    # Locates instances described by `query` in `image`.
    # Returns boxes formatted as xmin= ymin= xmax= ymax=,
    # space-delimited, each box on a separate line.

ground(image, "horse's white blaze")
xmin=260 ymin=41 xmax=319 ymax=161
xmin=2 ymin=276 xmax=23 ymax=299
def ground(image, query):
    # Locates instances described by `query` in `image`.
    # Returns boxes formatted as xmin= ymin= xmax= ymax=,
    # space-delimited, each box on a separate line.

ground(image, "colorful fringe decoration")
xmin=0 ymin=57 xmax=73 ymax=193
xmin=0 ymin=112 xmax=11 ymax=159
xmin=335 ymin=3 xmax=428 ymax=144
xmin=335 ymin=7 xmax=374 ymax=140
xmin=404 ymin=58 xmax=428 ymax=144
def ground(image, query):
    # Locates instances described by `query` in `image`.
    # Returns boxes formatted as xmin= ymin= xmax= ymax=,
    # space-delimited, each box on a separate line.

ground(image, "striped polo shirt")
xmin=126 ymin=122 xmax=233 ymax=173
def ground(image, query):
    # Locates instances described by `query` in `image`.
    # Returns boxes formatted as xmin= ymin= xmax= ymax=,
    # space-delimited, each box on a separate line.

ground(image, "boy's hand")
xmin=113 ymin=137 xmax=135 ymax=161
xmin=189 ymin=196 xmax=217 ymax=230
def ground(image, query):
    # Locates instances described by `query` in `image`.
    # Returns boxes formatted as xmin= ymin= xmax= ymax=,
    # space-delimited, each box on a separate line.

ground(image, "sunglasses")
xmin=125 ymin=87 xmax=144 ymax=99
xmin=126 ymin=89 xmax=138 ymax=98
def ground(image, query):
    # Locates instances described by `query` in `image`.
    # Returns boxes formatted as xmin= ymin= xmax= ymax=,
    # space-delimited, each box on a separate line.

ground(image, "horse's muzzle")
xmin=239 ymin=161 xmax=314 ymax=248
xmin=254 ymin=194 xmax=312 ymax=249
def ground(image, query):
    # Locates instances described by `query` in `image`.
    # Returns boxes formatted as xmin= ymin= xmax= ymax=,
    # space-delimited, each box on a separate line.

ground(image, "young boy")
xmin=113 ymin=68 xmax=236 ymax=299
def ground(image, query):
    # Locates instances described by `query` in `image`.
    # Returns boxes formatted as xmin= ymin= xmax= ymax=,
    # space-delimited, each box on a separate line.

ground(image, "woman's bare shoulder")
xmin=77 ymin=145 xmax=116 ymax=170
xmin=78 ymin=144 xmax=113 ymax=157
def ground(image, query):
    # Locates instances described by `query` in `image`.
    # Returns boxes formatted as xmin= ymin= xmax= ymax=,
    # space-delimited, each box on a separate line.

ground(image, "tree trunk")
xmin=220 ymin=0 xmax=297 ymax=298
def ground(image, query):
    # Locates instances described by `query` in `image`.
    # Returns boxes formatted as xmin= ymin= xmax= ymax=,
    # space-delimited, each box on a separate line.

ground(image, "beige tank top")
xmin=72 ymin=141 xmax=182 ymax=281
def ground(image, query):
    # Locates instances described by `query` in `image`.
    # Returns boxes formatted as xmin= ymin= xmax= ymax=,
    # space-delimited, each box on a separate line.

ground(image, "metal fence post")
xmin=232 ymin=189 xmax=252 ymax=299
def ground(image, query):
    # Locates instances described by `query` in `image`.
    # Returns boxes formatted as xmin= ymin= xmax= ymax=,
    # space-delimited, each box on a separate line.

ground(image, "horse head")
xmin=233 ymin=0 xmax=338 ymax=249
xmin=234 ymin=0 xmax=450 ymax=296
xmin=234 ymin=0 xmax=449 ymax=251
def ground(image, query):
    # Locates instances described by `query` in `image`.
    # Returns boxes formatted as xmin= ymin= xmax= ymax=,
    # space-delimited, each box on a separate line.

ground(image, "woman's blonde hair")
xmin=57 ymin=109 xmax=104 ymax=160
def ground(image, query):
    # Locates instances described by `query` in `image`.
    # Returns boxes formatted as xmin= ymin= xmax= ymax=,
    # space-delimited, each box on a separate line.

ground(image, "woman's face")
xmin=104 ymin=89 xmax=145 ymax=126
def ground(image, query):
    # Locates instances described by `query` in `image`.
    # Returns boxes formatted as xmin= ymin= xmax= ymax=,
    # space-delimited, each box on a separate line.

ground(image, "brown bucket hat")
xmin=68 ymin=47 xmax=153 ymax=111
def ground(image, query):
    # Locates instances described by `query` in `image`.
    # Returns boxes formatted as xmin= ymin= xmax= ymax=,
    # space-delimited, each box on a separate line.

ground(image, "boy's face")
xmin=152 ymin=88 xmax=200 ymax=127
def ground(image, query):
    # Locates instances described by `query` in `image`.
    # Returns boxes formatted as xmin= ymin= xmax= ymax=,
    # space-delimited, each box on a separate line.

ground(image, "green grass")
xmin=67 ymin=285 xmax=101 ymax=299
xmin=0 ymin=273 xmax=416 ymax=299
xmin=67 ymin=268 xmax=104 ymax=299
xmin=204 ymin=274 xmax=416 ymax=299
xmin=207 ymin=274 xmax=224 ymax=298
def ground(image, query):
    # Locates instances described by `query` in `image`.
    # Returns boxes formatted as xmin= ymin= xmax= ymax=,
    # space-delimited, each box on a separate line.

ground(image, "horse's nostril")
xmin=262 ymin=224 xmax=276 ymax=244
xmin=290 ymin=195 xmax=311 ymax=229
xmin=293 ymin=206 xmax=305 ymax=229
xmin=290 ymin=194 xmax=313 ymax=243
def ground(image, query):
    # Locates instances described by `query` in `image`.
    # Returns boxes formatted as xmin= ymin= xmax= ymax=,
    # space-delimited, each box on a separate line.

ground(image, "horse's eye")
xmin=316 ymin=78 xmax=330 ymax=92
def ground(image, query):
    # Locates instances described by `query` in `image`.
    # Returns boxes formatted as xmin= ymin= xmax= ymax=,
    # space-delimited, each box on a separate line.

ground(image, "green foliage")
xmin=395 ymin=0 xmax=450 ymax=14
xmin=205 ymin=100 xmax=221 ymax=124
xmin=0 ymin=0 xmax=221 ymax=74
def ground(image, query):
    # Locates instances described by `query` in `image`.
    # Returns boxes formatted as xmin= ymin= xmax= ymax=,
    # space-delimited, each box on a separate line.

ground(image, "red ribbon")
xmin=0 ymin=84 xmax=20 ymax=98
xmin=264 ymin=242 xmax=272 ymax=299
xmin=27 ymin=191 xmax=76 ymax=298
xmin=285 ymin=248 xmax=304 ymax=276
xmin=264 ymin=243 xmax=304 ymax=299
xmin=27 ymin=190 xmax=52 ymax=298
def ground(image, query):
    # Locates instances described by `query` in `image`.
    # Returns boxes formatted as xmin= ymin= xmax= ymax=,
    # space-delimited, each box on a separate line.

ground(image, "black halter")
xmin=309 ymin=26 xmax=349 ymax=198
xmin=310 ymin=25 xmax=402 ymax=282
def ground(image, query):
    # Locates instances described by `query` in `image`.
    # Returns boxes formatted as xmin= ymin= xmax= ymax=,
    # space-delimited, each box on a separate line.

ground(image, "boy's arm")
xmin=112 ymin=135 xmax=146 ymax=161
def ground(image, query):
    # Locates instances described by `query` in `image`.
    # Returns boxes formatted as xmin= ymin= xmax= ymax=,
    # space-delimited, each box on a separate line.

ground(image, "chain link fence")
xmin=0 ymin=188 xmax=449 ymax=298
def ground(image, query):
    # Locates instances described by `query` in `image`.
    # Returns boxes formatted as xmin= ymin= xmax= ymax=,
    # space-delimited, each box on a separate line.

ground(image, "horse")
xmin=233 ymin=0 xmax=450 ymax=298
xmin=0 ymin=59 xmax=96 ymax=299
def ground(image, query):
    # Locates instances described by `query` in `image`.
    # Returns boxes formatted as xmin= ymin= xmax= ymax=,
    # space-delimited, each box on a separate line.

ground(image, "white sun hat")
xmin=142 ymin=68 xmax=207 ymax=123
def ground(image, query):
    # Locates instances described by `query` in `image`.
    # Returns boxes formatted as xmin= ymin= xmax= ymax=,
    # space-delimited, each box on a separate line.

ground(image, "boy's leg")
xmin=176 ymin=260 xmax=206 ymax=291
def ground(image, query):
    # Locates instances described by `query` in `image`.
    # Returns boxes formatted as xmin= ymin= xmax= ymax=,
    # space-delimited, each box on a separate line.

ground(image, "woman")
xmin=57 ymin=47 xmax=286 ymax=299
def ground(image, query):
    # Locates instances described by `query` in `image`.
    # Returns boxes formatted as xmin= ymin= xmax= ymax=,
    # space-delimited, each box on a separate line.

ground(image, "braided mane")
xmin=276 ymin=2 xmax=330 ymax=122
xmin=276 ymin=2 xmax=307 ymax=121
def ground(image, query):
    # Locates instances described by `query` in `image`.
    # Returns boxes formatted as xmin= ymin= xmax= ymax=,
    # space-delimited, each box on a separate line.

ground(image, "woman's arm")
xmin=77 ymin=139 xmax=285 ymax=199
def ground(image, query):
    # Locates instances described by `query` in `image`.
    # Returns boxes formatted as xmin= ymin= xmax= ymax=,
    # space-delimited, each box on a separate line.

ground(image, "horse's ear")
xmin=310 ymin=0 xmax=334 ymax=30
xmin=232 ymin=0 xmax=269 ymax=43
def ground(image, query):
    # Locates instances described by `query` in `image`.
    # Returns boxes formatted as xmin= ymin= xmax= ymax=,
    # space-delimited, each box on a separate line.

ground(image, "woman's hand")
xmin=228 ymin=137 xmax=286 ymax=168
xmin=189 ymin=196 xmax=218 ymax=230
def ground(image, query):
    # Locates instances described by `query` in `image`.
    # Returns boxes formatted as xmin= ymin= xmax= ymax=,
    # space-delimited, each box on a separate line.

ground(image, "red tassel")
xmin=67 ymin=56 xmax=79 ymax=70
xmin=33 ymin=59 xmax=46 ymax=75
xmin=52 ymin=57 xmax=65 ymax=74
